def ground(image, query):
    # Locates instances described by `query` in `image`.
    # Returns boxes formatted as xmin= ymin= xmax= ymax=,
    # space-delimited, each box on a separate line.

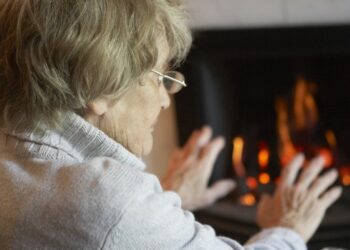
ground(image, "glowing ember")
xmin=258 ymin=148 xmax=269 ymax=169
xmin=259 ymin=173 xmax=270 ymax=185
xmin=340 ymin=167 xmax=350 ymax=186
xmin=318 ymin=148 xmax=333 ymax=168
xmin=239 ymin=193 xmax=256 ymax=206
xmin=246 ymin=177 xmax=258 ymax=190
xmin=325 ymin=130 xmax=337 ymax=149
xmin=342 ymin=175 xmax=350 ymax=186
xmin=232 ymin=137 xmax=246 ymax=177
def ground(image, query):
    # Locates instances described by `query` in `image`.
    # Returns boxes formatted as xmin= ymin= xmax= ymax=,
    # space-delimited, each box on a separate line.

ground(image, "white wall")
xmin=184 ymin=0 xmax=350 ymax=29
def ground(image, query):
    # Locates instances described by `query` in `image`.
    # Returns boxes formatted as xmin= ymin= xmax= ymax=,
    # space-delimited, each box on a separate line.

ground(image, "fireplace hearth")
xmin=176 ymin=25 xmax=350 ymax=249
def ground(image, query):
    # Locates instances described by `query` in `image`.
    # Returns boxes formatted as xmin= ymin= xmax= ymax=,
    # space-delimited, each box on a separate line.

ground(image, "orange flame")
xmin=342 ymin=175 xmax=350 ymax=186
xmin=325 ymin=130 xmax=337 ymax=149
xmin=276 ymin=98 xmax=297 ymax=166
xmin=246 ymin=177 xmax=258 ymax=190
xmin=259 ymin=173 xmax=271 ymax=185
xmin=258 ymin=148 xmax=270 ymax=169
xmin=318 ymin=148 xmax=333 ymax=168
xmin=276 ymin=78 xmax=320 ymax=167
xmin=239 ymin=193 xmax=256 ymax=206
xmin=340 ymin=167 xmax=350 ymax=186
xmin=232 ymin=137 xmax=246 ymax=177
xmin=294 ymin=78 xmax=318 ymax=130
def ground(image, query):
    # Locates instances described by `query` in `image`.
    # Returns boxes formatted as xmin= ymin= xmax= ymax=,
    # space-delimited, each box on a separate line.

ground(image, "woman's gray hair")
xmin=0 ymin=0 xmax=192 ymax=130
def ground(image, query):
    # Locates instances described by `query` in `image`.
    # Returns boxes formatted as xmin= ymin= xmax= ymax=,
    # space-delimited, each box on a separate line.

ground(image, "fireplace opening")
xmin=176 ymin=26 xmax=350 ymax=249
xmin=227 ymin=58 xmax=350 ymax=207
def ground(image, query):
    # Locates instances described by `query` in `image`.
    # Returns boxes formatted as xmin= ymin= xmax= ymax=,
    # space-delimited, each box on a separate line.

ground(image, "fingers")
xmin=198 ymin=136 xmax=225 ymax=179
xmin=168 ymin=148 xmax=182 ymax=165
xmin=296 ymin=156 xmax=324 ymax=191
xmin=309 ymin=169 xmax=338 ymax=198
xmin=166 ymin=148 xmax=184 ymax=173
xmin=182 ymin=130 xmax=200 ymax=156
xmin=299 ymin=169 xmax=340 ymax=214
xmin=257 ymin=193 xmax=273 ymax=228
xmin=197 ymin=126 xmax=213 ymax=147
xmin=202 ymin=179 xmax=236 ymax=206
xmin=183 ymin=126 xmax=212 ymax=159
xmin=319 ymin=186 xmax=342 ymax=209
xmin=280 ymin=154 xmax=305 ymax=188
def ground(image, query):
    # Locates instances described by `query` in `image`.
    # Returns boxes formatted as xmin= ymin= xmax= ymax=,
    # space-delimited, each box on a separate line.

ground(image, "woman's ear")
xmin=87 ymin=97 xmax=111 ymax=116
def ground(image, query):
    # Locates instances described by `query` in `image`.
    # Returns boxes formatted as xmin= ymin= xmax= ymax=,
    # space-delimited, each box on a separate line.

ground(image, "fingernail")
xmin=227 ymin=180 xmax=236 ymax=189
xmin=211 ymin=138 xmax=224 ymax=150
xmin=200 ymin=125 xmax=209 ymax=133
xmin=334 ymin=186 xmax=343 ymax=195
xmin=317 ymin=154 xmax=325 ymax=162
xmin=294 ymin=153 xmax=305 ymax=163
xmin=294 ymin=153 xmax=304 ymax=160
xmin=202 ymin=125 xmax=210 ymax=130
xmin=217 ymin=137 xmax=225 ymax=147
xmin=330 ymin=169 xmax=338 ymax=176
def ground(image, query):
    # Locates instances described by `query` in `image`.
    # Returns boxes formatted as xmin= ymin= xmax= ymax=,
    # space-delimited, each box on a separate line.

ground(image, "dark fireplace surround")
xmin=175 ymin=26 xmax=350 ymax=249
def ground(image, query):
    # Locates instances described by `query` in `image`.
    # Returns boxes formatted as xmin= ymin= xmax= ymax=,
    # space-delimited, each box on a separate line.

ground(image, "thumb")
xmin=202 ymin=179 xmax=236 ymax=207
xmin=258 ymin=193 xmax=272 ymax=210
xmin=257 ymin=193 xmax=273 ymax=227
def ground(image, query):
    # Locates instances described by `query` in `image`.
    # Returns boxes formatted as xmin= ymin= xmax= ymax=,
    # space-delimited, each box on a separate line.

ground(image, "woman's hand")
xmin=257 ymin=154 xmax=342 ymax=242
xmin=161 ymin=126 xmax=235 ymax=211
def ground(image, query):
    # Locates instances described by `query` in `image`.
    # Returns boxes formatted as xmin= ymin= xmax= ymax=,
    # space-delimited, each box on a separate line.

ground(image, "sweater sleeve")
xmin=101 ymin=172 xmax=307 ymax=250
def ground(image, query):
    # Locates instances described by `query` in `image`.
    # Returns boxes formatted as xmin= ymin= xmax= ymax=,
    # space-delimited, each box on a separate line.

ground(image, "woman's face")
xmin=87 ymin=40 xmax=171 ymax=157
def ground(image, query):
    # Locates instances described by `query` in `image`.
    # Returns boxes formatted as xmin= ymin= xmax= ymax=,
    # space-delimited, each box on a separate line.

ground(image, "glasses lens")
xmin=163 ymin=71 xmax=184 ymax=94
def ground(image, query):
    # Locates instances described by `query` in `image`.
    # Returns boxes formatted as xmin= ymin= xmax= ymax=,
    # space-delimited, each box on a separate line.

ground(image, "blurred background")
xmin=144 ymin=1 xmax=350 ymax=249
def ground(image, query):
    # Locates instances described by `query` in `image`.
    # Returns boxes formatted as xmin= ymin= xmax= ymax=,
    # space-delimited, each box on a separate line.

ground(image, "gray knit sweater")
xmin=0 ymin=113 xmax=306 ymax=249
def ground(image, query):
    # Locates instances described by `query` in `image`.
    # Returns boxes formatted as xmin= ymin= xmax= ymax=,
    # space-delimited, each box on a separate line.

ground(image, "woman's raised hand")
xmin=161 ymin=126 xmax=235 ymax=211
xmin=257 ymin=154 xmax=342 ymax=242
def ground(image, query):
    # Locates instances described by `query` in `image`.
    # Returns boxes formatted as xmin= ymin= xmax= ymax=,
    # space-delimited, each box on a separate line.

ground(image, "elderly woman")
xmin=0 ymin=0 xmax=342 ymax=249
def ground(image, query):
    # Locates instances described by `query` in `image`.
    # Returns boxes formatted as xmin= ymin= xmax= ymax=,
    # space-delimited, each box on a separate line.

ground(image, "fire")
xmin=342 ymin=175 xmax=350 ymax=186
xmin=258 ymin=148 xmax=269 ymax=169
xmin=325 ymin=130 xmax=337 ymax=149
xmin=318 ymin=148 xmax=333 ymax=168
xmin=276 ymin=98 xmax=297 ymax=166
xmin=230 ymin=77 xmax=346 ymax=205
xmin=246 ymin=177 xmax=258 ymax=190
xmin=259 ymin=173 xmax=270 ymax=184
xmin=340 ymin=167 xmax=350 ymax=186
xmin=239 ymin=193 xmax=256 ymax=206
xmin=275 ymin=78 xmax=336 ymax=168
xmin=293 ymin=78 xmax=318 ymax=130
xmin=232 ymin=137 xmax=246 ymax=177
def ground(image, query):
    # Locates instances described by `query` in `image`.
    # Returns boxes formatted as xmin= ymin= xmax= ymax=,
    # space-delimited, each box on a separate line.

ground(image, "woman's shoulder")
xmin=0 ymin=154 xmax=164 ymax=248
xmin=51 ymin=156 xmax=162 ymax=213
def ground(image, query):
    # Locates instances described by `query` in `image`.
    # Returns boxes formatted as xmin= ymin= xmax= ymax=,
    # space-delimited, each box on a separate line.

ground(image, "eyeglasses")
xmin=151 ymin=69 xmax=186 ymax=94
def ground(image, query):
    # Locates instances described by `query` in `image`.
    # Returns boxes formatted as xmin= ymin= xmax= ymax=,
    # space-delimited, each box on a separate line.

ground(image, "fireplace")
xmin=176 ymin=25 xmax=350 ymax=249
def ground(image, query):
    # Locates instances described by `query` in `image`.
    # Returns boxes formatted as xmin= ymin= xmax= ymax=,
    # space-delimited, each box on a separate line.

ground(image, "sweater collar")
xmin=0 ymin=113 xmax=146 ymax=170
